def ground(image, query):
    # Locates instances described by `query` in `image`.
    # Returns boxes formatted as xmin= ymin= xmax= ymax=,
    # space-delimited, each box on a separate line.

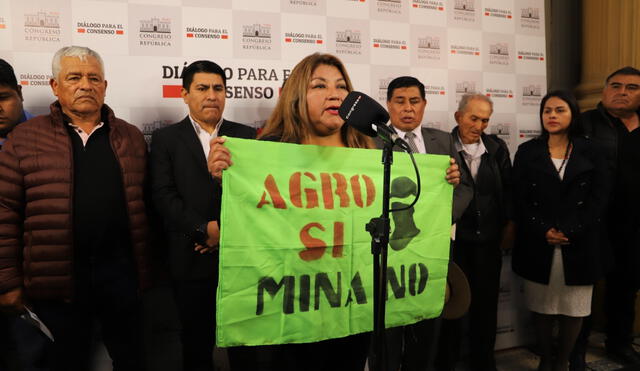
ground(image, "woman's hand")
xmin=445 ymin=157 xmax=461 ymax=187
xmin=208 ymin=137 xmax=233 ymax=181
xmin=545 ymin=228 xmax=569 ymax=245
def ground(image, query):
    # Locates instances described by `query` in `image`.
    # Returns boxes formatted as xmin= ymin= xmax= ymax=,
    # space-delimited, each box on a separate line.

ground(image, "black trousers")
xmin=273 ymin=333 xmax=370 ymax=371
xmin=604 ymin=268 xmax=638 ymax=348
xmin=384 ymin=319 xmax=440 ymax=371
xmin=435 ymin=239 xmax=502 ymax=371
xmin=173 ymin=278 xmax=217 ymax=371
xmin=1 ymin=312 xmax=50 ymax=371
xmin=32 ymin=260 xmax=142 ymax=371
xmin=0 ymin=314 xmax=22 ymax=371
xmin=572 ymin=223 xmax=639 ymax=361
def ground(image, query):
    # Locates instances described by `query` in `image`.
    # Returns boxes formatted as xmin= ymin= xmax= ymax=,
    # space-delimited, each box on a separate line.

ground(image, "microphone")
xmin=338 ymin=91 xmax=404 ymax=146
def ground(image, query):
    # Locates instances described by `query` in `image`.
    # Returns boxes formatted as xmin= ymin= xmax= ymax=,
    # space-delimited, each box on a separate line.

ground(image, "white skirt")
xmin=524 ymin=247 xmax=593 ymax=317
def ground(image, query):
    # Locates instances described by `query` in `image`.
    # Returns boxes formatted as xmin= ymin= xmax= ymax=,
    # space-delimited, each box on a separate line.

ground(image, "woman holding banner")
xmin=511 ymin=91 xmax=610 ymax=371
xmin=210 ymin=52 xmax=462 ymax=371
xmin=209 ymin=52 xmax=373 ymax=370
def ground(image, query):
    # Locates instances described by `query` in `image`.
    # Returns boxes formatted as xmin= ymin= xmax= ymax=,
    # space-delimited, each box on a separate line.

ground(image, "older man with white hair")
xmin=0 ymin=46 xmax=152 ymax=370
xmin=436 ymin=93 xmax=514 ymax=371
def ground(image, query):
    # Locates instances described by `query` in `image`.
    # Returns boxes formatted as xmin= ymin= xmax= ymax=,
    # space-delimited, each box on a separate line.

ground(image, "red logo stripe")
xmin=162 ymin=85 xmax=182 ymax=98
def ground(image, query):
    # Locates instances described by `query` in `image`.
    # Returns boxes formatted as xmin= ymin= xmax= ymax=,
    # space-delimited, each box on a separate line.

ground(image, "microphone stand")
xmin=367 ymin=138 xmax=394 ymax=371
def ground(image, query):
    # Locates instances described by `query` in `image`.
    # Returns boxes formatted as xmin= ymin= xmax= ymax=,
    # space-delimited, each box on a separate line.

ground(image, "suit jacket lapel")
xmin=421 ymin=127 xmax=437 ymax=154
xmin=177 ymin=117 xmax=209 ymax=173
xmin=529 ymin=140 xmax=560 ymax=179
xmin=562 ymin=140 xmax=593 ymax=184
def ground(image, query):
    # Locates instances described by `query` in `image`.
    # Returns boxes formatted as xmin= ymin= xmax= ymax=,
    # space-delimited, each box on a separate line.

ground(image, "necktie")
xmin=404 ymin=132 xmax=421 ymax=154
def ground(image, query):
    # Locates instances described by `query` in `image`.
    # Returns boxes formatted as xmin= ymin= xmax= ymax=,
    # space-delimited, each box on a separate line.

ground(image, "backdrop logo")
xmin=0 ymin=16 xmax=6 ymax=29
xmin=378 ymin=77 xmax=394 ymax=101
xmin=18 ymin=71 xmax=53 ymax=87
xmin=377 ymin=0 xmax=402 ymax=15
xmin=418 ymin=36 xmax=441 ymax=61
xmin=138 ymin=18 xmax=172 ymax=46
xmin=425 ymin=84 xmax=446 ymax=96
xmin=486 ymin=88 xmax=513 ymax=99
xmin=490 ymin=120 xmax=513 ymax=145
xmin=522 ymin=84 xmax=542 ymax=107
xmin=372 ymin=37 xmax=407 ymax=50
xmin=521 ymin=7 xmax=541 ymax=30
xmin=23 ymin=11 xmax=61 ymax=42
xmin=412 ymin=0 xmax=444 ymax=11
xmin=522 ymin=7 xmax=540 ymax=19
xmin=450 ymin=44 xmax=480 ymax=56
xmin=142 ymin=119 xmax=171 ymax=144
xmin=186 ymin=26 xmax=229 ymax=40
xmin=523 ymin=84 xmax=541 ymax=97
xmin=241 ymin=23 xmax=272 ymax=50
xmin=288 ymin=0 xmax=318 ymax=5
xmin=335 ymin=29 xmax=362 ymax=56
xmin=77 ymin=21 xmax=124 ymax=36
xmin=517 ymin=50 xmax=544 ymax=61
xmin=454 ymin=0 xmax=474 ymax=11
xmin=456 ymin=81 xmax=476 ymax=94
xmin=453 ymin=0 xmax=476 ymax=22
xmin=140 ymin=17 xmax=170 ymax=33
xmin=284 ymin=32 xmax=323 ymax=45
xmin=489 ymin=42 xmax=510 ymax=66
xmin=519 ymin=128 xmax=540 ymax=139
xmin=484 ymin=7 xmax=512 ymax=19
xmin=490 ymin=123 xmax=511 ymax=136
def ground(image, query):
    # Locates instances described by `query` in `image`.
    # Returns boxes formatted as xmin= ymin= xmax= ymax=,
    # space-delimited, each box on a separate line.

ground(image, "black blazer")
xmin=150 ymin=117 xmax=256 ymax=281
xmin=375 ymin=127 xmax=473 ymax=222
xmin=511 ymin=137 xmax=611 ymax=285
xmin=452 ymin=129 xmax=513 ymax=243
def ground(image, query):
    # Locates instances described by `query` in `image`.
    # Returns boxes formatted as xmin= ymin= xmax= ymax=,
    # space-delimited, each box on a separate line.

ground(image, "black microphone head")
xmin=338 ymin=91 xmax=390 ymax=137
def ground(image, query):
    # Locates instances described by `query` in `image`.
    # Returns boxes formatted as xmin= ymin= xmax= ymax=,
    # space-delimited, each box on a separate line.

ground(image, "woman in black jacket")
xmin=512 ymin=91 xmax=610 ymax=371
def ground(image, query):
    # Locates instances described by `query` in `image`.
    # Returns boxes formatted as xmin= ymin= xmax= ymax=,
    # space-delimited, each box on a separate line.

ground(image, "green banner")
xmin=217 ymin=137 xmax=452 ymax=347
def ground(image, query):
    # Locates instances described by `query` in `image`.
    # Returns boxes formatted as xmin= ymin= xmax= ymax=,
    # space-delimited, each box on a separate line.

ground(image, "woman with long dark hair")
xmin=512 ymin=91 xmax=610 ymax=371
xmin=207 ymin=53 xmax=374 ymax=371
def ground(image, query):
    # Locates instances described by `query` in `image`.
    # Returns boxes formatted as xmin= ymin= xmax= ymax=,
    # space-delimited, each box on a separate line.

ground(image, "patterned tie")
xmin=404 ymin=132 xmax=421 ymax=154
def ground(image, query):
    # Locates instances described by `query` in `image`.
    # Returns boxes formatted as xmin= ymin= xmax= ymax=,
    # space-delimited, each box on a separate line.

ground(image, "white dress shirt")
xmin=189 ymin=115 xmax=223 ymax=159
xmin=395 ymin=125 xmax=426 ymax=154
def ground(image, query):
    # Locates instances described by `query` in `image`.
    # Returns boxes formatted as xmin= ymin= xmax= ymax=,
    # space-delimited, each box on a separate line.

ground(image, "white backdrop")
xmin=0 ymin=0 xmax=545 ymax=350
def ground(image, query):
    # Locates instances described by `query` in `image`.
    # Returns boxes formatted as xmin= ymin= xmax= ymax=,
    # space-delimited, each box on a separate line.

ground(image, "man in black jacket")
xmin=150 ymin=60 xmax=256 ymax=371
xmin=571 ymin=66 xmax=640 ymax=369
xmin=435 ymin=93 xmax=513 ymax=371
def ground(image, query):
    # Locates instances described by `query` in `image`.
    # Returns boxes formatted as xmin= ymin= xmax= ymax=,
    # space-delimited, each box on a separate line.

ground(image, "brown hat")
xmin=441 ymin=261 xmax=471 ymax=320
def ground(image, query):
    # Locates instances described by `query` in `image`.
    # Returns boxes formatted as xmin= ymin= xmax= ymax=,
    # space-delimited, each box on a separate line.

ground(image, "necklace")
xmin=551 ymin=140 xmax=572 ymax=175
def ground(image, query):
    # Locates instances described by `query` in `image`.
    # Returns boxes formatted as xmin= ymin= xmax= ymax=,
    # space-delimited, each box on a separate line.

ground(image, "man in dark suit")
xmin=150 ymin=60 xmax=256 ymax=371
xmin=435 ymin=93 xmax=513 ymax=371
xmin=380 ymin=76 xmax=473 ymax=371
